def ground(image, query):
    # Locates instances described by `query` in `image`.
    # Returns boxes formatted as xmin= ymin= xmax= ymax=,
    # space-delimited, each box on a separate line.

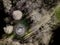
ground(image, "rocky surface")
xmin=0 ymin=0 xmax=60 ymax=45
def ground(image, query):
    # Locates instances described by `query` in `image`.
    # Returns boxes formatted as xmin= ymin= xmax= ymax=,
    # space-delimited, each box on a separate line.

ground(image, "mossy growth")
xmin=55 ymin=6 xmax=60 ymax=22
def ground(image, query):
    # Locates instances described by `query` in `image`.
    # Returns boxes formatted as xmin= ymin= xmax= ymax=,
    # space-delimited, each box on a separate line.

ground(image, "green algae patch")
xmin=55 ymin=6 xmax=60 ymax=22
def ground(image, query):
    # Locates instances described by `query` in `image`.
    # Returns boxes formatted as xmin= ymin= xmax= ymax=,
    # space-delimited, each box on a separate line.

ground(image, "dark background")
xmin=0 ymin=0 xmax=7 ymax=39
xmin=49 ymin=26 xmax=60 ymax=45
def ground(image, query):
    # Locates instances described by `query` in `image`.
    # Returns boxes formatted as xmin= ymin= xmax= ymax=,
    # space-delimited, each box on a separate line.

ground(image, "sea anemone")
xmin=14 ymin=23 xmax=26 ymax=36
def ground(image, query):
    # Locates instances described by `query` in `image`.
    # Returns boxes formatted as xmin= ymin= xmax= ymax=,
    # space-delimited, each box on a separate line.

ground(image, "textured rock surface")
xmin=0 ymin=0 xmax=60 ymax=45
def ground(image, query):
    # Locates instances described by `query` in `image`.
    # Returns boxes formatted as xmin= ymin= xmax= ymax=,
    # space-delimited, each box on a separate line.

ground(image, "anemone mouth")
xmin=14 ymin=23 xmax=26 ymax=36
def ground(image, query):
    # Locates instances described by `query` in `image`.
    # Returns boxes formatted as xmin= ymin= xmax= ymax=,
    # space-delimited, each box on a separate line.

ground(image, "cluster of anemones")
xmin=3 ymin=10 xmax=26 ymax=37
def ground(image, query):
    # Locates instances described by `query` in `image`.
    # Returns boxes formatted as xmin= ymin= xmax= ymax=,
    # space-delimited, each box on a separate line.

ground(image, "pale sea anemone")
xmin=14 ymin=24 xmax=26 ymax=36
